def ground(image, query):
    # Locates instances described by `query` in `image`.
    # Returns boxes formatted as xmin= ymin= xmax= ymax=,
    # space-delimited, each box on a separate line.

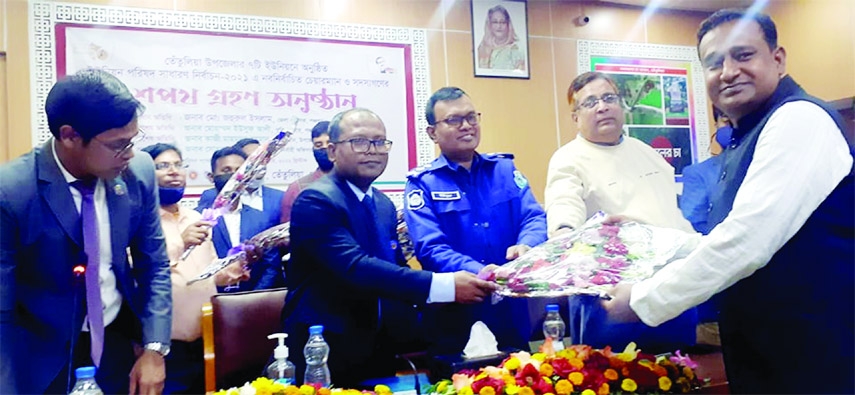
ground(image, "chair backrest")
xmin=205 ymin=287 xmax=288 ymax=391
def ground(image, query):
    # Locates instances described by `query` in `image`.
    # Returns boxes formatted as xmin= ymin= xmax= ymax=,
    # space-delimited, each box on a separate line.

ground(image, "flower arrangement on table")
xmin=483 ymin=212 xmax=697 ymax=298
xmin=428 ymin=341 xmax=702 ymax=395
xmin=214 ymin=379 xmax=396 ymax=395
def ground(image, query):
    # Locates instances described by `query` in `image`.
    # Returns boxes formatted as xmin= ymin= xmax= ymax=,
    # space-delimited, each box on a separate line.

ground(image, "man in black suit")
xmin=283 ymin=108 xmax=498 ymax=387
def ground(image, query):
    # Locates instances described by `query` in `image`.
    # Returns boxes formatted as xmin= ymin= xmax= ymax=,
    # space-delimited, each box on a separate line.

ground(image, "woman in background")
xmin=477 ymin=4 xmax=525 ymax=71
xmin=142 ymin=143 xmax=250 ymax=394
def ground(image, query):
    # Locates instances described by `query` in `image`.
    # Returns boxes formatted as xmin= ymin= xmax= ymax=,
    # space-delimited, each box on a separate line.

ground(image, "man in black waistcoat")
xmin=602 ymin=9 xmax=854 ymax=394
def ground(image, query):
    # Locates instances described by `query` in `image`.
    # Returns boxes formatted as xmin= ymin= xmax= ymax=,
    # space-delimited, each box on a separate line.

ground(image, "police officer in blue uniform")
xmin=405 ymin=87 xmax=547 ymax=354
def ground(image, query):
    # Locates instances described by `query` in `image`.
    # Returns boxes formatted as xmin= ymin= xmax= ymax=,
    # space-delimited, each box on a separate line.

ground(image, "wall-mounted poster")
xmin=471 ymin=0 xmax=530 ymax=79
xmin=578 ymin=41 xmax=711 ymax=179
xmin=29 ymin=1 xmax=435 ymax=204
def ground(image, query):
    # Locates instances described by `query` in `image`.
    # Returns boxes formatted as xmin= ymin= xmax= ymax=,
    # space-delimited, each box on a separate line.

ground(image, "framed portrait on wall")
xmin=471 ymin=0 xmax=530 ymax=79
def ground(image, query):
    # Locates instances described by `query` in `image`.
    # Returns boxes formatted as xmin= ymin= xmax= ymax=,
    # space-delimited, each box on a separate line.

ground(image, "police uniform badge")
xmin=407 ymin=189 xmax=425 ymax=210
xmin=513 ymin=170 xmax=528 ymax=190
xmin=113 ymin=184 xmax=125 ymax=196
xmin=390 ymin=240 xmax=399 ymax=250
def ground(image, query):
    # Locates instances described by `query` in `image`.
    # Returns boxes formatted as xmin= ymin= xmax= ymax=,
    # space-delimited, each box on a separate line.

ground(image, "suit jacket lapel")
xmin=105 ymin=178 xmax=130 ymax=269
xmin=212 ymin=218 xmax=232 ymax=256
xmin=36 ymin=140 xmax=83 ymax=247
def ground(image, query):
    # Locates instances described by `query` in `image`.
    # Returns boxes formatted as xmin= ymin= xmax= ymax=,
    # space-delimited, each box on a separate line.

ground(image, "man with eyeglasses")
xmin=544 ymin=71 xmax=696 ymax=354
xmin=404 ymin=86 xmax=547 ymax=353
xmin=0 ymin=69 xmax=172 ymax=394
xmin=283 ymin=108 xmax=498 ymax=387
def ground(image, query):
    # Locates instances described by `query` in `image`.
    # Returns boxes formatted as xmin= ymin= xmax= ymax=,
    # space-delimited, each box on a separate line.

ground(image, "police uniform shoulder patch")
xmin=513 ymin=170 xmax=528 ymax=189
xmin=407 ymin=189 xmax=425 ymax=210
xmin=407 ymin=164 xmax=431 ymax=178
xmin=484 ymin=152 xmax=515 ymax=160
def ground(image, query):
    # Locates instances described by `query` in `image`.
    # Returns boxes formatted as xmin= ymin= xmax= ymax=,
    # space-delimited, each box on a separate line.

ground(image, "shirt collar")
xmin=52 ymin=139 xmax=80 ymax=185
xmin=346 ymin=180 xmax=373 ymax=202
xmin=437 ymin=151 xmax=484 ymax=172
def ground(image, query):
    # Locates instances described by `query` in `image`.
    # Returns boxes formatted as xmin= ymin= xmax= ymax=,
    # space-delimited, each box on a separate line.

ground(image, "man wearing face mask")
xmin=196 ymin=138 xmax=265 ymax=213
xmin=141 ymin=143 xmax=249 ymax=393
xmin=208 ymin=146 xmax=286 ymax=291
xmin=280 ymin=121 xmax=333 ymax=224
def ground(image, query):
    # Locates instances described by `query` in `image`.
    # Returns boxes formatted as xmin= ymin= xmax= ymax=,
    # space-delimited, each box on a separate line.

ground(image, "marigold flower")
xmin=504 ymin=375 xmax=517 ymax=387
xmin=504 ymin=357 xmax=521 ymax=371
xmin=478 ymin=386 xmax=495 ymax=395
xmin=569 ymin=358 xmax=585 ymax=370
xmin=556 ymin=349 xmax=577 ymax=360
xmin=568 ymin=372 xmax=584 ymax=386
xmin=620 ymin=378 xmax=638 ymax=392
xmin=539 ymin=363 xmax=554 ymax=377
xmin=597 ymin=383 xmax=609 ymax=395
xmin=299 ymin=385 xmax=316 ymax=395
xmin=580 ymin=390 xmax=596 ymax=395
xmin=554 ymin=379 xmax=573 ymax=395
xmin=459 ymin=386 xmax=474 ymax=395
xmin=318 ymin=388 xmax=331 ymax=395
xmin=532 ymin=353 xmax=547 ymax=362
xmin=682 ymin=366 xmax=695 ymax=381
xmin=518 ymin=387 xmax=535 ymax=395
xmin=659 ymin=376 xmax=672 ymax=392
xmin=603 ymin=369 xmax=618 ymax=381
xmin=284 ymin=385 xmax=301 ymax=395
xmin=374 ymin=384 xmax=392 ymax=395
xmin=505 ymin=385 xmax=520 ymax=395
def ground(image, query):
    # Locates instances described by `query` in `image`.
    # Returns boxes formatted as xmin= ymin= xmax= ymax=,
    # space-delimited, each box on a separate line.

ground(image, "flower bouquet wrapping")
xmin=428 ymin=341 xmax=703 ymax=395
xmin=485 ymin=212 xmax=698 ymax=298
xmin=180 ymin=129 xmax=294 ymax=261
xmin=188 ymin=209 xmax=413 ymax=284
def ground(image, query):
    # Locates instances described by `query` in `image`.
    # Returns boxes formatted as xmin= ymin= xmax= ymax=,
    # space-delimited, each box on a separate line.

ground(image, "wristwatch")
xmin=144 ymin=342 xmax=171 ymax=357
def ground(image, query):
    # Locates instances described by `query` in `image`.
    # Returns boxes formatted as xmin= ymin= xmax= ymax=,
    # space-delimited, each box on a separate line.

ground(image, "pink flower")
xmin=669 ymin=350 xmax=698 ymax=369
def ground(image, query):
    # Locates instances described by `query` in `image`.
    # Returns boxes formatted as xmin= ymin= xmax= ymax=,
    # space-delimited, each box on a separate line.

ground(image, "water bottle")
xmin=69 ymin=366 xmax=103 ymax=395
xmin=303 ymin=325 xmax=331 ymax=387
xmin=543 ymin=304 xmax=567 ymax=351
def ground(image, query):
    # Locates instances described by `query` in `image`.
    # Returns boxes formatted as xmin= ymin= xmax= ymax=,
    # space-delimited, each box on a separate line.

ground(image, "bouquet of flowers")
xmin=428 ymin=341 xmax=703 ymax=395
xmin=485 ymin=212 xmax=697 ymax=298
xmin=188 ymin=209 xmax=413 ymax=284
xmin=180 ymin=129 xmax=294 ymax=261
xmin=215 ymin=378 xmax=395 ymax=395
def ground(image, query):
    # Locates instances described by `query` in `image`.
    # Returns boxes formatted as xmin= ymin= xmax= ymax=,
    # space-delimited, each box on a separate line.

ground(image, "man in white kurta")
xmin=545 ymin=135 xmax=693 ymax=235
xmin=544 ymin=72 xmax=697 ymax=353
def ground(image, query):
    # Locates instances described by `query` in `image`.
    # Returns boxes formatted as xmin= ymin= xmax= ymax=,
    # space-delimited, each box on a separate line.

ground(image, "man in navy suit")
xmin=283 ymin=108 xmax=499 ymax=387
xmin=0 ymin=69 xmax=172 ymax=394
xmin=195 ymin=138 xmax=261 ymax=213
xmin=208 ymin=146 xmax=286 ymax=291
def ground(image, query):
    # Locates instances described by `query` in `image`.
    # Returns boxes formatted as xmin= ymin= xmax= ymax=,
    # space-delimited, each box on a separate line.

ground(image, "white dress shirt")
xmin=52 ymin=141 xmax=122 ymax=329
xmin=630 ymin=101 xmax=853 ymax=326
xmin=346 ymin=181 xmax=455 ymax=303
xmin=221 ymin=187 xmax=265 ymax=248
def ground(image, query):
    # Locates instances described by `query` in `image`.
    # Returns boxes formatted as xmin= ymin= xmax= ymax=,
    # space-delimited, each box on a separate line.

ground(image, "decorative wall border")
xmin=577 ymin=40 xmax=711 ymax=162
xmin=29 ymin=0 xmax=435 ymax=175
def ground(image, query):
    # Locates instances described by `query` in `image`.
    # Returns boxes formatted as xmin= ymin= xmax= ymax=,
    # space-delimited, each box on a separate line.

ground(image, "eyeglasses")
xmin=334 ymin=138 xmax=393 ymax=154
xmin=154 ymin=161 xmax=189 ymax=171
xmin=436 ymin=112 xmax=481 ymax=128
xmin=576 ymin=93 xmax=621 ymax=110
xmin=93 ymin=129 xmax=146 ymax=158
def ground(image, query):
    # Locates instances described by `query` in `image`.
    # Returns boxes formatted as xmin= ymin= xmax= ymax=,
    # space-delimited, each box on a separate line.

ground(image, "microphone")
xmin=67 ymin=264 xmax=87 ymax=393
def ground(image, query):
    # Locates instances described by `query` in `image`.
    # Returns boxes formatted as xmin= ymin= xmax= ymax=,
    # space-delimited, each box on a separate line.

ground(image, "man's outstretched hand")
xmin=453 ymin=271 xmax=500 ymax=304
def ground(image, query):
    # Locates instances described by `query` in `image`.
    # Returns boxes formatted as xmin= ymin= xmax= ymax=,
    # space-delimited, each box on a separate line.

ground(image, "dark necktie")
xmin=72 ymin=179 xmax=104 ymax=367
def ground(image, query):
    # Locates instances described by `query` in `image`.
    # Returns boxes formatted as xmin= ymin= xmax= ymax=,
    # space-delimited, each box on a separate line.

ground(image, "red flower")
xmin=551 ymin=358 xmax=573 ymax=377
xmin=625 ymin=363 xmax=660 ymax=391
xmin=515 ymin=364 xmax=541 ymax=386
xmin=471 ymin=377 xmax=504 ymax=394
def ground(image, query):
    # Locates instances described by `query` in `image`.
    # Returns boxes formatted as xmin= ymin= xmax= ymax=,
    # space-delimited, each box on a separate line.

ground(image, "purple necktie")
xmin=72 ymin=179 xmax=104 ymax=367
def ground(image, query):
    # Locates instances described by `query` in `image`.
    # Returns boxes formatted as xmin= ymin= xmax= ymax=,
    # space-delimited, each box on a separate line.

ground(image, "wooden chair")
xmin=202 ymin=288 xmax=288 ymax=393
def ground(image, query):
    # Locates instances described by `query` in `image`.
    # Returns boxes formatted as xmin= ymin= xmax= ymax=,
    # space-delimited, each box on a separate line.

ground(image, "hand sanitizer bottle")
xmin=266 ymin=333 xmax=296 ymax=385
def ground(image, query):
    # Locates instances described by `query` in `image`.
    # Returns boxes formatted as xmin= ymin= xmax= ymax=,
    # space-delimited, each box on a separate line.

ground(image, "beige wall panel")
xmin=527 ymin=1 xmax=554 ymax=38
xmin=443 ymin=0 xmax=473 ymax=33
xmin=552 ymin=38 xmax=579 ymax=147
xmin=646 ymin=10 xmax=707 ymax=46
xmin=1 ymin=57 xmax=8 ymax=163
xmin=766 ymin=0 xmax=855 ymax=100
xmin=7 ymin=0 xmax=30 ymax=159
xmin=549 ymin=1 xmax=645 ymax=42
